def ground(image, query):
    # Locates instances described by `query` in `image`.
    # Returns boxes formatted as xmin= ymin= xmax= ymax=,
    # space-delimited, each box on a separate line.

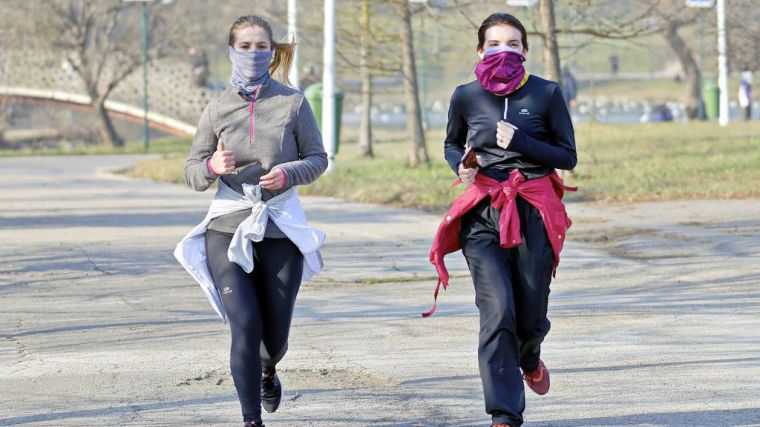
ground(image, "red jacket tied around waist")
xmin=425 ymin=169 xmax=575 ymax=317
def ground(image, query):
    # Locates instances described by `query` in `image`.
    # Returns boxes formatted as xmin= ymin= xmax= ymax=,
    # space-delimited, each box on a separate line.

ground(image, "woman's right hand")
xmin=458 ymin=162 xmax=478 ymax=185
xmin=209 ymin=141 xmax=236 ymax=175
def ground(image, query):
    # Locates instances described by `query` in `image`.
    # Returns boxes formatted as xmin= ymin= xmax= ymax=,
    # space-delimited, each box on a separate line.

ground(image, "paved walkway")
xmin=0 ymin=155 xmax=758 ymax=426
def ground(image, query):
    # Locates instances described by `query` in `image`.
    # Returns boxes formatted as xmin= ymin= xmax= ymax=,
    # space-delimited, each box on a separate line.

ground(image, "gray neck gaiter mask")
xmin=229 ymin=46 xmax=272 ymax=96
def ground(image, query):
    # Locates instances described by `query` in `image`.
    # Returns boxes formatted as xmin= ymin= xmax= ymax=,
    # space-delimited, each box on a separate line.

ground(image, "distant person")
xmin=430 ymin=11 xmax=576 ymax=427
xmin=650 ymin=104 xmax=674 ymax=122
xmin=739 ymin=72 xmax=752 ymax=121
xmin=175 ymin=14 xmax=327 ymax=427
xmin=609 ymin=52 xmax=619 ymax=78
xmin=188 ymin=46 xmax=210 ymax=88
xmin=561 ymin=66 xmax=577 ymax=110
xmin=298 ymin=64 xmax=320 ymax=91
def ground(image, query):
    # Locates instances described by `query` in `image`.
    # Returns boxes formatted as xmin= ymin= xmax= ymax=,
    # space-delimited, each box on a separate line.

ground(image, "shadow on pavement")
xmin=543 ymin=407 xmax=760 ymax=426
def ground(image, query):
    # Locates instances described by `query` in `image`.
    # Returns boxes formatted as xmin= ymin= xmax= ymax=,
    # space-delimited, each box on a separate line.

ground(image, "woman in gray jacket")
xmin=183 ymin=15 xmax=327 ymax=427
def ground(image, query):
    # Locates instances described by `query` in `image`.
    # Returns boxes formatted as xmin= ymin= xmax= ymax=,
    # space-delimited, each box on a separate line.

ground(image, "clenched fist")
xmin=458 ymin=162 xmax=478 ymax=185
xmin=496 ymin=121 xmax=518 ymax=149
xmin=260 ymin=167 xmax=287 ymax=190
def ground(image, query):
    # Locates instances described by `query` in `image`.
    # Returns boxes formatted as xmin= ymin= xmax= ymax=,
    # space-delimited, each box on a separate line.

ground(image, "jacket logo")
xmin=519 ymin=108 xmax=530 ymax=115
xmin=222 ymin=287 xmax=233 ymax=295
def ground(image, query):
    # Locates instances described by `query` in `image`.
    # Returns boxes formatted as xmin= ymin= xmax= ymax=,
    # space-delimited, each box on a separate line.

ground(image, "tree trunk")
xmin=0 ymin=102 xmax=8 ymax=144
xmin=538 ymin=0 xmax=561 ymax=83
xmin=358 ymin=0 xmax=373 ymax=158
xmin=397 ymin=0 xmax=428 ymax=167
xmin=0 ymin=107 xmax=7 ymax=148
xmin=663 ymin=21 xmax=704 ymax=120
xmin=95 ymin=97 xmax=125 ymax=147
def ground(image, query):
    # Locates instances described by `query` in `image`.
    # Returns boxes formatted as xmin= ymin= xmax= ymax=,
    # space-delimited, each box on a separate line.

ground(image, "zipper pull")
xmin=249 ymin=100 xmax=254 ymax=144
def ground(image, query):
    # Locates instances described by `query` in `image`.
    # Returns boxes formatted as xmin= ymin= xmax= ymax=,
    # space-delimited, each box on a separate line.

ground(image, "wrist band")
xmin=206 ymin=157 xmax=220 ymax=176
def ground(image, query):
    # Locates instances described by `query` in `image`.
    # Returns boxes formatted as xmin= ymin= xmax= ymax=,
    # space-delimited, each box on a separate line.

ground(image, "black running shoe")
xmin=261 ymin=372 xmax=283 ymax=413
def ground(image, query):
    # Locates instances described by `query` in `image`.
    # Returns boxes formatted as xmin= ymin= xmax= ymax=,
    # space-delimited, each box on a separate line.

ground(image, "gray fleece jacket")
xmin=184 ymin=79 xmax=327 ymax=235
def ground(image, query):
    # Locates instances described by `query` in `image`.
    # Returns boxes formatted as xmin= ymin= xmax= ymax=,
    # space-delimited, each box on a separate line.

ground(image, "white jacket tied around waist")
xmin=174 ymin=180 xmax=325 ymax=323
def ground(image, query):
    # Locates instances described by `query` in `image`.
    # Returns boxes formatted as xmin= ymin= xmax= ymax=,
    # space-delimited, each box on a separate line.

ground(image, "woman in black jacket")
xmin=441 ymin=12 xmax=577 ymax=427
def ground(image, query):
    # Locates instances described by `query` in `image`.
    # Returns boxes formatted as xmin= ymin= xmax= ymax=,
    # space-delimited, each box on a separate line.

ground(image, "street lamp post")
xmin=288 ymin=0 xmax=299 ymax=89
xmin=323 ymin=0 xmax=336 ymax=171
xmin=716 ymin=0 xmax=729 ymax=126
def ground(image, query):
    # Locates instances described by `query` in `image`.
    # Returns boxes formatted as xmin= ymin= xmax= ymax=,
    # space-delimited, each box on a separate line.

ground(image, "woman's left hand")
xmin=260 ymin=167 xmax=287 ymax=190
xmin=496 ymin=121 xmax=518 ymax=149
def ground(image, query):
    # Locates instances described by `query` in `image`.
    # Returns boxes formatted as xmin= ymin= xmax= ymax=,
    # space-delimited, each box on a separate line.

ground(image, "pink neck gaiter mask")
xmin=475 ymin=46 xmax=526 ymax=96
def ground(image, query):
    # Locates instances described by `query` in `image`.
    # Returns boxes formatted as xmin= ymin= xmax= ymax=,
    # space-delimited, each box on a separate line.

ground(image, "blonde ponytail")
xmin=270 ymin=40 xmax=296 ymax=87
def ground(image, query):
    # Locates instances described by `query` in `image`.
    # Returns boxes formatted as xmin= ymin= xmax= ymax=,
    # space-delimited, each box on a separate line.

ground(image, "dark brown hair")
xmin=477 ymin=13 xmax=528 ymax=51
xmin=228 ymin=15 xmax=296 ymax=87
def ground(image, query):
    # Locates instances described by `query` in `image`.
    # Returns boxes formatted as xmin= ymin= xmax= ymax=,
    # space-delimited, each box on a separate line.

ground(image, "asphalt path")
xmin=1 ymin=155 xmax=758 ymax=426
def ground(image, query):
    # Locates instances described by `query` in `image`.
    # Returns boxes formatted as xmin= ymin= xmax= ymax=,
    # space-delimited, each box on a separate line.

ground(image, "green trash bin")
xmin=303 ymin=83 xmax=344 ymax=154
xmin=704 ymin=81 xmax=720 ymax=119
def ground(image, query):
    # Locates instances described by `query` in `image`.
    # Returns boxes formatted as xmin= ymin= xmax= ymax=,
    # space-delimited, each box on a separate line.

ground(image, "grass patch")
xmin=569 ymin=121 xmax=760 ymax=202
xmin=300 ymin=128 xmax=466 ymax=212
xmin=580 ymin=78 xmax=685 ymax=102
xmin=120 ymin=121 xmax=760 ymax=210
xmin=0 ymin=136 xmax=191 ymax=157
xmin=120 ymin=154 xmax=188 ymax=184
xmin=579 ymin=76 xmax=750 ymax=104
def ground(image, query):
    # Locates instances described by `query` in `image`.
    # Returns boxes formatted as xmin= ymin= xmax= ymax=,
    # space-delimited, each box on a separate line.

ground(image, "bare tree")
xmin=358 ymin=0 xmax=374 ymax=157
xmin=337 ymin=1 xmax=409 ymax=159
xmin=395 ymin=0 xmax=428 ymax=166
xmin=38 ymin=0 xmax=174 ymax=147
xmin=301 ymin=1 xmax=404 ymax=159
xmin=660 ymin=13 xmax=703 ymax=118
xmin=331 ymin=0 xmax=428 ymax=165
xmin=453 ymin=1 xmax=663 ymax=80
xmin=454 ymin=1 xmax=716 ymax=120
xmin=726 ymin=0 xmax=760 ymax=71
xmin=556 ymin=1 xmax=708 ymax=119
xmin=538 ymin=0 xmax=561 ymax=83
xmin=549 ymin=1 xmax=707 ymax=119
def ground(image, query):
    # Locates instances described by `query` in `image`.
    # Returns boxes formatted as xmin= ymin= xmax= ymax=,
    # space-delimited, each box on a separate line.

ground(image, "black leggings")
xmin=460 ymin=196 xmax=554 ymax=427
xmin=205 ymin=229 xmax=304 ymax=423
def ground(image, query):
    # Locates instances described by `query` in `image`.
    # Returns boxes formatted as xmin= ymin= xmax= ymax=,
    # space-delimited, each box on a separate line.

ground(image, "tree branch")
xmin=94 ymin=6 xmax=123 ymax=87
